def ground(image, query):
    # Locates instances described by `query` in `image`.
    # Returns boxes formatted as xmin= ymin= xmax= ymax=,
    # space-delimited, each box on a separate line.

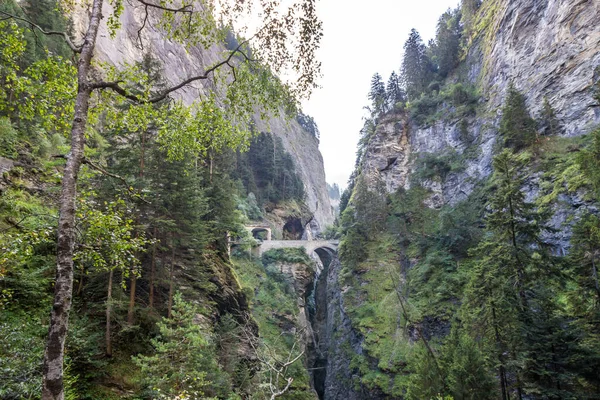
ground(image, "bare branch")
xmin=134 ymin=0 xmax=193 ymax=14
xmin=0 ymin=10 xmax=82 ymax=53
xmin=54 ymin=154 xmax=150 ymax=204
xmin=83 ymin=158 xmax=151 ymax=204
xmin=91 ymin=80 xmax=142 ymax=103
xmin=136 ymin=4 xmax=150 ymax=51
xmin=92 ymin=26 xmax=264 ymax=103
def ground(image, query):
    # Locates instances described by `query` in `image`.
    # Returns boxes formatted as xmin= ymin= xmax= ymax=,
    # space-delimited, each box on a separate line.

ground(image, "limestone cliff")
xmin=360 ymin=0 xmax=599 ymax=248
xmin=329 ymin=1 xmax=600 ymax=398
xmin=70 ymin=1 xmax=334 ymax=230
xmin=365 ymin=0 xmax=599 ymax=200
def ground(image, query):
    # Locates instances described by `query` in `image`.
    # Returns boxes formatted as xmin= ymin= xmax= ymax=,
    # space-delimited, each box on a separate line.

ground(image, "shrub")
xmin=0 ymin=117 xmax=18 ymax=158
xmin=413 ymin=149 xmax=466 ymax=183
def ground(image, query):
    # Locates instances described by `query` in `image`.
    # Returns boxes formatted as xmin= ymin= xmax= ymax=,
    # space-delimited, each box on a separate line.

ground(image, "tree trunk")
xmin=168 ymin=240 xmax=175 ymax=318
xmin=106 ymin=269 xmax=114 ymax=357
xmin=127 ymin=273 xmax=137 ymax=325
xmin=149 ymin=227 xmax=157 ymax=309
xmin=42 ymin=1 xmax=103 ymax=398
xmin=492 ymin=304 xmax=509 ymax=400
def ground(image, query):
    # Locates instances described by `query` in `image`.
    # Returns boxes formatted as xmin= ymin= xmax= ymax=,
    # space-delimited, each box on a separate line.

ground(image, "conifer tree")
xmin=461 ymin=0 xmax=481 ymax=30
xmin=368 ymin=72 xmax=387 ymax=115
xmin=386 ymin=71 xmax=405 ymax=108
xmin=499 ymin=83 xmax=537 ymax=150
xmin=401 ymin=29 xmax=432 ymax=100
xmin=433 ymin=8 xmax=462 ymax=78
xmin=540 ymin=97 xmax=561 ymax=136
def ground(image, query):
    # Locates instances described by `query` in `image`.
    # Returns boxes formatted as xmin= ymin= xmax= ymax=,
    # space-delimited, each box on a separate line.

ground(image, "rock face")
xmin=330 ymin=1 xmax=600 ymax=398
xmin=362 ymin=0 xmax=600 ymax=209
xmin=310 ymin=256 xmax=385 ymax=400
xmin=482 ymin=0 xmax=600 ymax=137
xmin=70 ymin=1 xmax=334 ymax=230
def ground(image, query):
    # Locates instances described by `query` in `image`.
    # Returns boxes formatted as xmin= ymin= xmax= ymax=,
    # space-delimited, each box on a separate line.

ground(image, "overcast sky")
xmin=301 ymin=0 xmax=460 ymax=189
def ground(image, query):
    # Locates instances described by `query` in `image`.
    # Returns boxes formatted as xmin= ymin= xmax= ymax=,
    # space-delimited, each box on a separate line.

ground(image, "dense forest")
xmin=0 ymin=0 xmax=324 ymax=398
xmin=332 ymin=1 xmax=600 ymax=399
xmin=2 ymin=0 xmax=600 ymax=399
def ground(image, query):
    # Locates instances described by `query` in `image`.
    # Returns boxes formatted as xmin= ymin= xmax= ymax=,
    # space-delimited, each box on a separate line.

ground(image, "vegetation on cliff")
xmin=0 ymin=0 xmax=321 ymax=398
xmin=334 ymin=1 xmax=600 ymax=399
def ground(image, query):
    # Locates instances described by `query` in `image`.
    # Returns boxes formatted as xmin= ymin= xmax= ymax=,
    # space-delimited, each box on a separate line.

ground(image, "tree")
xmin=461 ymin=0 xmax=481 ymax=30
xmin=401 ymin=29 xmax=432 ymax=100
xmin=540 ymin=97 xmax=561 ymax=136
xmin=0 ymin=1 xmax=322 ymax=398
xmin=134 ymin=293 xmax=231 ymax=399
xmin=73 ymin=195 xmax=149 ymax=357
xmin=386 ymin=71 xmax=405 ymax=108
xmin=570 ymin=214 xmax=600 ymax=306
xmin=433 ymin=8 xmax=462 ymax=78
xmin=499 ymin=83 xmax=537 ymax=150
xmin=368 ymin=72 xmax=387 ymax=115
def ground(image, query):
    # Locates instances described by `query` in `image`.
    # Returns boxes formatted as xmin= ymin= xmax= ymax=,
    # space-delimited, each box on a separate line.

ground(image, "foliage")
xmin=412 ymin=148 xmax=466 ymax=183
xmin=74 ymin=194 xmax=149 ymax=277
xmin=499 ymin=83 xmax=537 ymax=150
xmin=402 ymin=29 xmax=433 ymax=100
xmin=0 ymin=313 xmax=46 ymax=398
xmin=432 ymin=8 xmax=462 ymax=78
xmin=296 ymin=112 xmax=320 ymax=140
xmin=231 ymin=256 xmax=314 ymax=399
xmin=540 ymin=96 xmax=561 ymax=136
xmin=368 ymin=72 xmax=388 ymax=116
xmin=408 ymin=91 xmax=443 ymax=126
xmin=134 ymin=293 xmax=231 ymax=399
xmin=234 ymin=132 xmax=306 ymax=207
xmin=460 ymin=0 xmax=482 ymax=31
xmin=262 ymin=248 xmax=312 ymax=266
xmin=386 ymin=71 xmax=406 ymax=109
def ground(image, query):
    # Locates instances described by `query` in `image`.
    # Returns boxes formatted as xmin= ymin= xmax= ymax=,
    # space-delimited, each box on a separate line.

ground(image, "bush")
xmin=413 ymin=149 xmax=466 ymax=183
xmin=262 ymin=248 xmax=311 ymax=266
xmin=0 ymin=117 xmax=18 ymax=158
xmin=408 ymin=92 xmax=443 ymax=126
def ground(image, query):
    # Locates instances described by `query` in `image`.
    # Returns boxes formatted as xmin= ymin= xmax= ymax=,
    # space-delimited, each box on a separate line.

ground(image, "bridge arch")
xmin=245 ymin=225 xmax=272 ymax=241
xmin=256 ymin=240 xmax=339 ymax=257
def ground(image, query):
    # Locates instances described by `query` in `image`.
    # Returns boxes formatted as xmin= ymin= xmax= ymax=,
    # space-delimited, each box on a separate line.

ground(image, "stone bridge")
xmin=256 ymin=240 xmax=339 ymax=256
xmin=245 ymin=225 xmax=272 ymax=241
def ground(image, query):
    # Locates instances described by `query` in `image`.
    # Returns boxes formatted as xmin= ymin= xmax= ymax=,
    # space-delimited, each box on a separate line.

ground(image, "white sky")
xmin=301 ymin=0 xmax=460 ymax=189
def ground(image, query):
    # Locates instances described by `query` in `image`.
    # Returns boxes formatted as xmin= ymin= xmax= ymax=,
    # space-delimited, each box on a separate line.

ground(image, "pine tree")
xmin=134 ymin=293 xmax=232 ymax=398
xmin=386 ymin=71 xmax=405 ymax=108
xmin=368 ymin=72 xmax=387 ymax=115
xmin=401 ymin=29 xmax=432 ymax=100
xmin=443 ymin=327 xmax=495 ymax=400
xmin=461 ymin=0 xmax=481 ymax=30
xmin=499 ymin=83 xmax=537 ymax=150
xmin=433 ymin=8 xmax=462 ymax=78
xmin=540 ymin=97 xmax=561 ymax=136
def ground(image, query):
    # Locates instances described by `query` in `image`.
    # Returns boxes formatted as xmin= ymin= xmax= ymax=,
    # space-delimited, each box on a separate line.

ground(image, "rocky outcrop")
xmin=310 ymin=257 xmax=385 ymax=400
xmin=362 ymin=0 xmax=600 ymax=208
xmin=480 ymin=0 xmax=600 ymax=136
xmin=70 ymin=1 xmax=334 ymax=230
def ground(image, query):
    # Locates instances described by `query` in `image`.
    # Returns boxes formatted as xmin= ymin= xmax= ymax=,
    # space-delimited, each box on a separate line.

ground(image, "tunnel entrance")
xmin=307 ymin=247 xmax=336 ymax=400
xmin=251 ymin=228 xmax=270 ymax=241
xmin=282 ymin=217 xmax=304 ymax=240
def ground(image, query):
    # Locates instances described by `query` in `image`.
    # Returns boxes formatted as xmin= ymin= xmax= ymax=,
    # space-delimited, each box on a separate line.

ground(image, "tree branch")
xmin=84 ymin=158 xmax=151 ymax=204
xmin=134 ymin=0 xmax=193 ymax=14
xmin=54 ymin=154 xmax=150 ymax=204
xmin=0 ymin=10 xmax=82 ymax=53
xmin=92 ymin=28 xmax=262 ymax=103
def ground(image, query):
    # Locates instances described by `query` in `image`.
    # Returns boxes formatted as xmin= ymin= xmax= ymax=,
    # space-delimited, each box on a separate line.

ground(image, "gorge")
xmin=1 ymin=0 xmax=600 ymax=399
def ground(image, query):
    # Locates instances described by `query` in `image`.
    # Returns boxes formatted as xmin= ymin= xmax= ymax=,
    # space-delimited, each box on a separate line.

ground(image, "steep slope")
xmin=331 ymin=0 xmax=600 ymax=399
xmin=366 ymin=0 xmax=600 ymax=203
xmin=71 ymin=1 xmax=334 ymax=230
